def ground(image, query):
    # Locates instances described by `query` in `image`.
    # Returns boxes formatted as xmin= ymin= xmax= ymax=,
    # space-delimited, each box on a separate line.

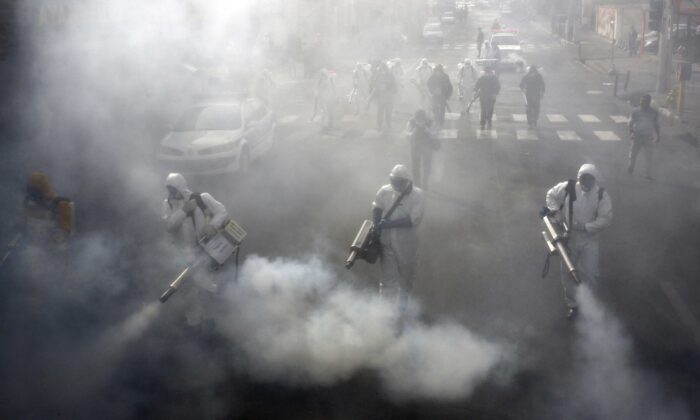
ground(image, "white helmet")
xmin=165 ymin=173 xmax=191 ymax=197
xmin=390 ymin=164 xmax=412 ymax=181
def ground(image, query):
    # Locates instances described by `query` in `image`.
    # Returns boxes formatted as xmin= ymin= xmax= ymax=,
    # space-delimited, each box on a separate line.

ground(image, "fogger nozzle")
xmin=159 ymin=287 xmax=176 ymax=303
xmin=159 ymin=266 xmax=192 ymax=304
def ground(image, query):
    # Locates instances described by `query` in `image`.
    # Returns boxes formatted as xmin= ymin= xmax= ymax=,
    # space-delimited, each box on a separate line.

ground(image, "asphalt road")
xmin=2 ymin=5 xmax=699 ymax=420
xmin=192 ymin=7 xmax=700 ymax=419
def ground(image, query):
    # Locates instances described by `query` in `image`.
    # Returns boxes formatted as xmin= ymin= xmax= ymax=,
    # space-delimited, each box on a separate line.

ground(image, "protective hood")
xmin=27 ymin=172 xmax=56 ymax=200
xmin=577 ymin=164 xmax=601 ymax=180
xmin=165 ymin=172 xmax=192 ymax=197
xmin=390 ymin=164 xmax=412 ymax=182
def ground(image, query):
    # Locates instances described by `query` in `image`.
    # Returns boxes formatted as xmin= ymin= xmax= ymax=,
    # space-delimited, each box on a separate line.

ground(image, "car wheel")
xmin=239 ymin=148 xmax=250 ymax=174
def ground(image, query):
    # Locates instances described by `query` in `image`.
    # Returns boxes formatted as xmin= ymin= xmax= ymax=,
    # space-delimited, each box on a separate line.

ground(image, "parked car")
xmin=156 ymin=97 xmax=276 ymax=175
xmin=422 ymin=22 xmax=444 ymax=44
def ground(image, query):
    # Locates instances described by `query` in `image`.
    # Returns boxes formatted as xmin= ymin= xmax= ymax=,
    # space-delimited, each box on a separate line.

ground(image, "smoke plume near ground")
xmin=220 ymin=255 xmax=507 ymax=400
xmin=567 ymin=286 xmax=691 ymax=420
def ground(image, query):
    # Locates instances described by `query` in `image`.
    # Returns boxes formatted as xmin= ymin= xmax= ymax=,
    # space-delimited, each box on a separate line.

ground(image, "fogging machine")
xmin=345 ymin=220 xmax=381 ymax=269
xmin=345 ymin=187 xmax=409 ymax=269
xmin=159 ymin=218 xmax=247 ymax=303
xmin=541 ymin=213 xmax=580 ymax=284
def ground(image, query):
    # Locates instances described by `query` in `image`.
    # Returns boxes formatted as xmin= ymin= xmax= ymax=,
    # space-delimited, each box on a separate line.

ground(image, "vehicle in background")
xmin=422 ymin=22 xmax=444 ymax=44
xmin=441 ymin=11 xmax=456 ymax=24
xmin=489 ymin=31 xmax=522 ymax=53
xmin=156 ymin=97 xmax=276 ymax=175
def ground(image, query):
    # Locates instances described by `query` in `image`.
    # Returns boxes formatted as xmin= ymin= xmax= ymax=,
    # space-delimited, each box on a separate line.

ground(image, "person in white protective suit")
xmin=414 ymin=58 xmax=433 ymax=114
xmin=162 ymin=173 xmax=228 ymax=252
xmin=545 ymin=164 xmax=613 ymax=319
xmin=162 ymin=173 xmax=229 ymax=326
xmin=372 ymin=164 xmax=425 ymax=313
xmin=315 ymin=68 xmax=337 ymax=131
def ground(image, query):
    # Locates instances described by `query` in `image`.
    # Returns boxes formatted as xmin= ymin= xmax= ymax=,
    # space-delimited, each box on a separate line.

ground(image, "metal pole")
xmin=656 ymin=0 xmax=673 ymax=95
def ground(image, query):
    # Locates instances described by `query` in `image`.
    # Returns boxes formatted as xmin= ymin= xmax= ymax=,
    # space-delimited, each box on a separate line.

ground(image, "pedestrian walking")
xmin=519 ymin=65 xmax=545 ymax=128
xmin=474 ymin=66 xmax=500 ymax=130
xmin=414 ymin=58 xmax=433 ymax=114
xmin=543 ymin=164 xmax=613 ymax=320
xmin=406 ymin=109 xmax=438 ymax=190
xmin=627 ymin=94 xmax=660 ymax=180
xmin=426 ymin=64 xmax=453 ymax=128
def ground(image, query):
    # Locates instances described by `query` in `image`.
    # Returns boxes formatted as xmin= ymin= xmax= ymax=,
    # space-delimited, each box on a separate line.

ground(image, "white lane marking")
xmin=579 ymin=114 xmax=601 ymax=123
xmin=512 ymin=114 xmax=527 ymax=122
xmin=492 ymin=114 xmax=498 ymax=121
xmin=586 ymin=90 xmax=604 ymax=95
xmin=445 ymin=112 xmax=461 ymax=120
xmin=602 ymin=82 xmax=614 ymax=86
xmin=557 ymin=130 xmax=581 ymax=141
xmin=610 ymin=115 xmax=629 ymax=123
xmin=516 ymin=130 xmax=538 ymax=140
xmin=547 ymin=114 xmax=568 ymax=122
xmin=441 ymin=44 xmax=450 ymax=49
xmin=476 ymin=129 xmax=497 ymax=139
xmin=455 ymin=45 xmax=464 ymax=50
xmin=438 ymin=129 xmax=458 ymax=139
xmin=660 ymin=281 xmax=700 ymax=350
xmin=279 ymin=115 xmax=300 ymax=124
xmin=594 ymin=130 xmax=621 ymax=141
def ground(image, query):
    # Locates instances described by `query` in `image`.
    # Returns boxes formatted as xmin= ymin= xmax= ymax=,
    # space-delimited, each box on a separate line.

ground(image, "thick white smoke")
xmin=568 ymin=286 xmax=691 ymax=420
xmin=220 ymin=255 xmax=506 ymax=400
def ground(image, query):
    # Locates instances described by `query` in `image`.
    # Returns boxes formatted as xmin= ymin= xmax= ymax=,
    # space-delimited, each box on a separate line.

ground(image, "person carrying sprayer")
xmin=162 ymin=173 xmax=230 ymax=326
xmin=542 ymin=164 xmax=613 ymax=320
xmin=372 ymin=165 xmax=425 ymax=316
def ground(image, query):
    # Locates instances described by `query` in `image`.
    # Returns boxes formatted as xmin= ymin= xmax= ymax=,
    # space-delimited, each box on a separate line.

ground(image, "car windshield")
xmin=492 ymin=35 xmax=518 ymax=46
xmin=175 ymin=105 xmax=242 ymax=131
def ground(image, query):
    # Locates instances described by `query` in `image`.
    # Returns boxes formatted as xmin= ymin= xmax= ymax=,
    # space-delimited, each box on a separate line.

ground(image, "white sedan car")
xmin=157 ymin=98 xmax=276 ymax=175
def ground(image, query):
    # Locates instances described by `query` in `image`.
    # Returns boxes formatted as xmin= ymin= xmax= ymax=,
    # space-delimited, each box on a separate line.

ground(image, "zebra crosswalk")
xmin=277 ymin=111 xmax=631 ymax=144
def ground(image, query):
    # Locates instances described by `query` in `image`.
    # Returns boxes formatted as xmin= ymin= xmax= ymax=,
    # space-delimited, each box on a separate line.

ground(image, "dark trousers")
xmin=411 ymin=145 xmax=433 ymax=190
xmin=479 ymin=97 xmax=495 ymax=127
xmin=526 ymin=99 xmax=540 ymax=126
xmin=432 ymin=98 xmax=446 ymax=128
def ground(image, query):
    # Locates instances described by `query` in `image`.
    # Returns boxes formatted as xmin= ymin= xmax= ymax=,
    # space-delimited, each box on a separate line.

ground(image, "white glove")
xmin=572 ymin=221 xmax=587 ymax=232
xmin=182 ymin=199 xmax=197 ymax=213
xmin=202 ymin=223 xmax=218 ymax=238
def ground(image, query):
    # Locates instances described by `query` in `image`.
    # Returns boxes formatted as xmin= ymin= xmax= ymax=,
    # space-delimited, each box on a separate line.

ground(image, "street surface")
xmin=1 ymin=3 xmax=699 ymax=420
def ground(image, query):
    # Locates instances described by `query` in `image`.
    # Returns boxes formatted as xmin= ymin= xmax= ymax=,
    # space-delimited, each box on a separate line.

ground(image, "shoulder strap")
xmin=384 ymin=184 xmax=412 ymax=220
xmin=189 ymin=192 xmax=208 ymax=213
xmin=598 ymin=187 xmax=605 ymax=201
xmin=565 ymin=179 xmax=576 ymax=223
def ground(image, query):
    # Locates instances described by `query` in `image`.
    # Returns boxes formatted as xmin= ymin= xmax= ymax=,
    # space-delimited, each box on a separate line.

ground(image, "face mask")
xmin=390 ymin=178 xmax=410 ymax=193
xmin=167 ymin=186 xmax=182 ymax=200
xmin=579 ymin=175 xmax=596 ymax=192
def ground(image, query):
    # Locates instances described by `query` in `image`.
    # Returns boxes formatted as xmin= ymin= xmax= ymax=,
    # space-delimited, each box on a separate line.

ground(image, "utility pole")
xmin=656 ymin=0 xmax=674 ymax=95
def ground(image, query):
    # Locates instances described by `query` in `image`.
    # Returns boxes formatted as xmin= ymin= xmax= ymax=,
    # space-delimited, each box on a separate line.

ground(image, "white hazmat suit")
xmin=373 ymin=165 xmax=425 ymax=311
xmin=162 ymin=173 xmax=229 ymax=325
xmin=162 ymin=173 xmax=228 ymax=252
xmin=546 ymin=164 xmax=613 ymax=309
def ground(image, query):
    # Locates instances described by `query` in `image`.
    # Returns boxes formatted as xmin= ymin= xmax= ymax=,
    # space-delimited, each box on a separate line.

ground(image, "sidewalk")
xmin=565 ymin=28 xmax=700 ymax=144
